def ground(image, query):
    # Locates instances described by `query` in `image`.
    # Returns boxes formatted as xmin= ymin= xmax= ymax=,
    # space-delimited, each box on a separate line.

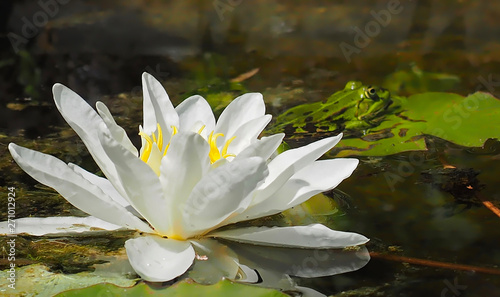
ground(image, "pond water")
xmin=1 ymin=0 xmax=500 ymax=296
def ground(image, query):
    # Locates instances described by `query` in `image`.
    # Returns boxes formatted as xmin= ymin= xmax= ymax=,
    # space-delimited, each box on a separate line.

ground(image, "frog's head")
xmin=362 ymin=85 xmax=391 ymax=102
xmin=344 ymin=81 xmax=392 ymax=120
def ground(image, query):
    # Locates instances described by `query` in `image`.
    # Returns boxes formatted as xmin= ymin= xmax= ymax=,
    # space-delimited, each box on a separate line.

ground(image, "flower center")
xmin=139 ymin=124 xmax=176 ymax=163
xmin=138 ymin=124 xmax=236 ymax=175
xmin=207 ymin=130 xmax=236 ymax=164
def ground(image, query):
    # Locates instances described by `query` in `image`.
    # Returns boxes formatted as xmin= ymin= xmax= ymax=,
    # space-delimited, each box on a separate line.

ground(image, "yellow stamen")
xmin=208 ymin=132 xmax=223 ymax=162
xmin=208 ymin=132 xmax=236 ymax=163
xmin=138 ymin=131 xmax=153 ymax=162
xmin=156 ymin=123 xmax=163 ymax=151
xmin=139 ymin=123 xmax=237 ymax=167
xmin=197 ymin=125 xmax=206 ymax=134
xmin=152 ymin=130 xmax=157 ymax=144
xmin=221 ymin=136 xmax=236 ymax=158
xmin=139 ymin=124 xmax=165 ymax=162
xmin=159 ymin=126 xmax=179 ymax=156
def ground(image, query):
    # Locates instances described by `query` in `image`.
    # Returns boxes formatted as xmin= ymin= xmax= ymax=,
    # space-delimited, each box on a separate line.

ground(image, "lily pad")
xmin=332 ymin=91 xmax=500 ymax=156
xmin=382 ymin=64 xmax=460 ymax=94
xmin=55 ymin=279 xmax=289 ymax=297
xmin=0 ymin=263 xmax=136 ymax=297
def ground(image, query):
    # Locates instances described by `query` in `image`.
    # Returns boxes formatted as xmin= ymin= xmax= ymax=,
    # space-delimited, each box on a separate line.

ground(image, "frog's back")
xmin=274 ymin=99 xmax=324 ymax=127
xmin=270 ymin=81 xmax=364 ymax=133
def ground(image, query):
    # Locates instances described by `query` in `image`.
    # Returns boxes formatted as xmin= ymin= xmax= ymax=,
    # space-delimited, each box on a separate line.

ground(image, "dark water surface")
xmin=1 ymin=0 xmax=500 ymax=296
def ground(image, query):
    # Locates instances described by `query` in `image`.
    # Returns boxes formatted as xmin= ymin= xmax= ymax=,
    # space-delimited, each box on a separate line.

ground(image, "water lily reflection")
xmin=2 ymin=73 xmax=369 ymax=294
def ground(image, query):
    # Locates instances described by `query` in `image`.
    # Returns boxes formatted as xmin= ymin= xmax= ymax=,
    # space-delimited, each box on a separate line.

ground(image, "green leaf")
xmin=55 ymin=279 xmax=289 ymax=297
xmin=382 ymin=64 xmax=460 ymax=94
xmin=0 ymin=263 xmax=137 ymax=297
xmin=403 ymin=92 xmax=498 ymax=147
xmin=332 ymin=92 xmax=500 ymax=157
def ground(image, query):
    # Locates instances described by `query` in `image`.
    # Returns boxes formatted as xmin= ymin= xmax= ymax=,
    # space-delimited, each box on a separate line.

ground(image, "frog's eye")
xmin=365 ymin=86 xmax=380 ymax=100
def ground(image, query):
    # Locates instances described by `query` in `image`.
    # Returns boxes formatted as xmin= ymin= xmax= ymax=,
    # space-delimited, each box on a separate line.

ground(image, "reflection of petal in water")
xmin=183 ymin=238 xmax=366 ymax=296
xmin=236 ymin=264 xmax=259 ymax=283
xmin=225 ymin=242 xmax=370 ymax=278
xmin=93 ymin=251 xmax=137 ymax=278
xmin=187 ymin=238 xmax=240 ymax=284
xmin=295 ymin=286 xmax=328 ymax=297
xmin=250 ymin=268 xmax=296 ymax=291
xmin=237 ymin=268 xmax=327 ymax=297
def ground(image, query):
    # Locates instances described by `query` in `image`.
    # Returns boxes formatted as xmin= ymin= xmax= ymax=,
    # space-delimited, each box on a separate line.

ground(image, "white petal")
xmin=159 ymin=133 xmax=210 ymax=236
xmin=8 ymin=143 xmax=152 ymax=232
xmin=0 ymin=216 xmax=122 ymax=236
xmin=252 ymin=134 xmax=343 ymax=205
xmin=236 ymin=133 xmax=285 ymax=160
xmin=273 ymin=158 xmax=358 ymax=209
xmin=185 ymin=120 xmax=207 ymax=137
xmin=228 ymin=242 xmax=370 ymax=278
xmin=99 ymin=129 xmax=168 ymax=234
xmin=125 ymin=235 xmax=195 ymax=282
xmin=52 ymin=83 xmax=127 ymax=200
xmin=69 ymin=163 xmax=145 ymax=219
xmin=210 ymin=157 xmax=228 ymax=169
xmin=180 ymin=157 xmax=268 ymax=238
xmin=226 ymin=115 xmax=272 ymax=155
xmin=68 ymin=163 xmax=130 ymax=207
xmin=295 ymin=286 xmax=328 ymax=297
xmin=237 ymin=266 xmax=295 ymax=290
xmin=96 ymin=101 xmax=138 ymax=156
xmin=215 ymin=93 xmax=265 ymax=139
xmin=236 ymin=158 xmax=358 ymax=220
xmin=212 ymin=224 xmax=368 ymax=248
xmin=175 ymin=95 xmax=216 ymax=135
xmin=237 ymin=264 xmax=259 ymax=283
xmin=188 ymin=239 xmax=240 ymax=284
xmin=142 ymin=72 xmax=179 ymax=137
xmin=145 ymin=144 xmax=163 ymax=176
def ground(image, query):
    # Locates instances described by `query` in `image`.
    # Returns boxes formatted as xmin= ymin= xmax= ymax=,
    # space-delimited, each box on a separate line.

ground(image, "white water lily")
xmin=2 ymin=73 xmax=369 ymax=287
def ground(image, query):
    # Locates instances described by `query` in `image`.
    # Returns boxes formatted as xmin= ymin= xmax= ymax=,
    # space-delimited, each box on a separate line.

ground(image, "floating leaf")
xmin=382 ymin=64 xmax=460 ymax=94
xmin=0 ymin=263 xmax=136 ymax=296
xmin=332 ymin=92 xmax=500 ymax=156
xmin=55 ymin=279 xmax=288 ymax=297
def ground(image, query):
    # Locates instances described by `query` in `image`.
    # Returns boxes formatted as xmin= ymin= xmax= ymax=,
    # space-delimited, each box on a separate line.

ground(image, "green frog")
xmin=268 ymin=81 xmax=394 ymax=136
